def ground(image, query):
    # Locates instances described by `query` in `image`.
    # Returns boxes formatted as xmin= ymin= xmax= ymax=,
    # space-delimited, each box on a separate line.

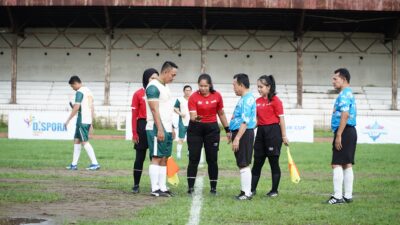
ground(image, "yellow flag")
xmin=287 ymin=147 xmax=300 ymax=184
xmin=167 ymin=157 xmax=180 ymax=186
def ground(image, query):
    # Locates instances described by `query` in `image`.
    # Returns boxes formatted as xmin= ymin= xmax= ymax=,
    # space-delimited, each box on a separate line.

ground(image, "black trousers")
xmin=133 ymin=119 xmax=148 ymax=186
xmin=186 ymin=121 xmax=220 ymax=189
xmin=251 ymin=124 xmax=282 ymax=193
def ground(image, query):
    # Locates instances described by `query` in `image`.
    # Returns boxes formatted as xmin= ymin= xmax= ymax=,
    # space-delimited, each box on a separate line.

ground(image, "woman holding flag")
xmin=251 ymin=75 xmax=289 ymax=197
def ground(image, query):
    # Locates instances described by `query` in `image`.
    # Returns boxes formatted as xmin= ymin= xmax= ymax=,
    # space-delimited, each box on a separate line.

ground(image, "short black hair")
xmin=161 ymin=61 xmax=178 ymax=73
xmin=68 ymin=75 xmax=81 ymax=84
xmin=334 ymin=68 xmax=351 ymax=83
xmin=233 ymin=73 xmax=250 ymax=89
xmin=183 ymin=85 xmax=192 ymax=91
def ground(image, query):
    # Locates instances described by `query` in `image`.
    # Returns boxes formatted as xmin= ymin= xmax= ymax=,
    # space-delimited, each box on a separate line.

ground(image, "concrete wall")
xmin=0 ymin=28 xmax=399 ymax=87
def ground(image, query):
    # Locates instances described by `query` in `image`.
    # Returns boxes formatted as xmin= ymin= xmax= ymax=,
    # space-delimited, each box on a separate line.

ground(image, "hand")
xmin=89 ymin=124 xmax=94 ymax=138
xmin=226 ymin=132 xmax=232 ymax=144
xmin=180 ymin=113 xmax=186 ymax=118
xmin=335 ymin=135 xmax=342 ymax=151
xmin=195 ymin=115 xmax=202 ymax=122
xmin=232 ymin=138 xmax=240 ymax=152
xmin=172 ymin=129 xmax=176 ymax=140
xmin=64 ymin=120 xmax=70 ymax=130
xmin=282 ymin=136 xmax=289 ymax=146
xmin=157 ymin=129 xmax=165 ymax=142
xmin=132 ymin=132 xmax=139 ymax=144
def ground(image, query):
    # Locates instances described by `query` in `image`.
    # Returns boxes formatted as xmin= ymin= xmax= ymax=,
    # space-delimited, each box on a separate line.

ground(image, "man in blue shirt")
xmin=327 ymin=68 xmax=357 ymax=205
xmin=229 ymin=73 xmax=257 ymax=200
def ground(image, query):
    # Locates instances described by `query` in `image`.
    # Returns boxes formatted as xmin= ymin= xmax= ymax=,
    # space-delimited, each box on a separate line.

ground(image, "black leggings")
xmin=133 ymin=149 xmax=147 ymax=186
xmin=187 ymin=121 xmax=220 ymax=190
xmin=251 ymin=155 xmax=281 ymax=193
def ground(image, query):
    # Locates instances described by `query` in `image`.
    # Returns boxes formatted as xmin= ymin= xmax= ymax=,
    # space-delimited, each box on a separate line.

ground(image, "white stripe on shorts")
xmin=153 ymin=136 xmax=158 ymax=156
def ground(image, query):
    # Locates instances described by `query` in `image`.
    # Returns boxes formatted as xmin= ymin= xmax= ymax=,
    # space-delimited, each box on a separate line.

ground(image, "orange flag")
xmin=287 ymin=147 xmax=300 ymax=184
xmin=167 ymin=157 xmax=180 ymax=186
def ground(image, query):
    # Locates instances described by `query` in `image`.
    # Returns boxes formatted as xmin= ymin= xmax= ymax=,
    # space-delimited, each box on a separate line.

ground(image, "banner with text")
xmin=8 ymin=111 xmax=76 ymax=140
xmin=284 ymin=115 xmax=314 ymax=143
xmin=357 ymin=116 xmax=400 ymax=144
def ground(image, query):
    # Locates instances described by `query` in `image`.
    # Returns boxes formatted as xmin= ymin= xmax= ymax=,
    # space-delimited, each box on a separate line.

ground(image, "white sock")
xmin=240 ymin=167 xmax=252 ymax=196
xmin=72 ymin=144 xmax=81 ymax=165
xmin=149 ymin=164 xmax=160 ymax=192
xmin=343 ymin=167 xmax=354 ymax=199
xmin=159 ymin=166 xmax=168 ymax=192
xmin=84 ymin=143 xmax=98 ymax=165
xmin=177 ymin=144 xmax=182 ymax=159
xmin=333 ymin=167 xmax=344 ymax=199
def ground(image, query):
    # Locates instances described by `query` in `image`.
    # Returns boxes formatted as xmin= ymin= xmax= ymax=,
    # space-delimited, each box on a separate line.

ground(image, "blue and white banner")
xmin=285 ymin=115 xmax=314 ymax=143
xmin=8 ymin=111 xmax=76 ymax=140
xmin=357 ymin=117 xmax=400 ymax=144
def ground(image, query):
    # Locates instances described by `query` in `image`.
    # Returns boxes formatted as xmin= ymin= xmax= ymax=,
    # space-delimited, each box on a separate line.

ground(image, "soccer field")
xmin=0 ymin=138 xmax=399 ymax=225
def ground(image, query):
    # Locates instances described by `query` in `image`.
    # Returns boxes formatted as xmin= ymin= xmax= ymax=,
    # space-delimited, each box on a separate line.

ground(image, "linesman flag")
xmin=287 ymin=147 xmax=300 ymax=184
xmin=167 ymin=157 xmax=180 ymax=186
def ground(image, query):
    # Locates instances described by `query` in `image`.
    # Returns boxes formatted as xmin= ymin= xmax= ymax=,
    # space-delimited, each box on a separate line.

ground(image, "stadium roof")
xmin=0 ymin=1 xmax=399 ymax=38
xmin=1 ymin=0 xmax=399 ymax=11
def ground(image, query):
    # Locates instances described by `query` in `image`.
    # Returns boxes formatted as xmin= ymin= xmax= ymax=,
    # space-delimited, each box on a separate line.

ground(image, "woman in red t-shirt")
xmin=187 ymin=74 xmax=231 ymax=195
xmin=251 ymin=75 xmax=289 ymax=197
xmin=131 ymin=68 xmax=159 ymax=194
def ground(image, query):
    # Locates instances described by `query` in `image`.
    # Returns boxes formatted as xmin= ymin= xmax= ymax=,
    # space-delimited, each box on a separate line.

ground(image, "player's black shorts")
xmin=332 ymin=126 xmax=357 ymax=165
xmin=134 ymin=119 xmax=148 ymax=151
xmin=231 ymin=129 xmax=254 ymax=168
xmin=187 ymin=121 xmax=220 ymax=157
xmin=254 ymin=124 xmax=283 ymax=157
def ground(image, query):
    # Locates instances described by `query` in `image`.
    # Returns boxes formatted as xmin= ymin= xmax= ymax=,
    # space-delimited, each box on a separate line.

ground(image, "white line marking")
xmin=187 ymin=176 xmax=204 ymax=225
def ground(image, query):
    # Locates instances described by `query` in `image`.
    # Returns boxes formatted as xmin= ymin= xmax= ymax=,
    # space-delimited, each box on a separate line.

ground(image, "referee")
xmin=187 ymin=74 xmax=230 ymax=195
xmin=230 ymin=73 xmax=257 ymax=200
xmin=327 ymin=68 xmax=357 ymax=204
xmin=131 ymin=68 xmax=159 ymax=193
xmin=251 ymin=75 xmax=288 ymax=198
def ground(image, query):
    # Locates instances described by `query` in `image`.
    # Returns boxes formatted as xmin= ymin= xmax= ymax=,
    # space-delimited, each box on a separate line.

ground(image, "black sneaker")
xmin=151 ymin=189 xmax=162 ymax=197
xmin=187 ymin=188 xmax=195 ymax=194
xmin=235 ymin=191 xmax=252 ymax=200
xmin=131 ymin=185 xmax=140 ymax=194
xmin=163 ymin=190 xmax=174 ymax=197
xmin=210 ymin=188 xmax=217 ymax=195
xmin=326 ymin=196 xmax=345 ymax=204
xmin=343 ymin=197 xmax=353 ymax=203
xmin=266 ymin=191 xmax=279 ymax=198
xmin=151 ymin=189 xmax=170 ymax=197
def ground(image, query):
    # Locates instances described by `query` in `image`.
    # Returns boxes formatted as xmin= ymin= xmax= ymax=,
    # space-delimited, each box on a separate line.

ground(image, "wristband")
xmin=224 ymin=126 xmax=230 ymax=133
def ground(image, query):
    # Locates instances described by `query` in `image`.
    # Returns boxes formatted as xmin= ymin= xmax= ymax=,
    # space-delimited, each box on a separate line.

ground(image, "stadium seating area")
xmin=1 ymin=81 xmax=399 ymax=128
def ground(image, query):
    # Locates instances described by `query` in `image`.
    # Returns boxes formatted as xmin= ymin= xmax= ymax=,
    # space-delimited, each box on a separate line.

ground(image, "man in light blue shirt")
xmin=229 ymin=73 xmax=257 ymax=200
xmin=327 ymin=68 xmax=357 ymax=205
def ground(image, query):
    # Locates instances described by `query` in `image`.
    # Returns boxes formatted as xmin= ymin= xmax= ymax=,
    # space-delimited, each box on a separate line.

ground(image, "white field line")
xmin=187 ymin=176 xmax=204 ymax=225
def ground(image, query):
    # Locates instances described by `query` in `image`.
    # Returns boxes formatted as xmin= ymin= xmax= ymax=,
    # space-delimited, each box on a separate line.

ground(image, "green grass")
xmin=314 ymin=128 xmax=332 ymax=138
xmin=0 ymin=182 xmax=63 ymax=203
xmin=0 ymin=139 xmax=399 ymax=224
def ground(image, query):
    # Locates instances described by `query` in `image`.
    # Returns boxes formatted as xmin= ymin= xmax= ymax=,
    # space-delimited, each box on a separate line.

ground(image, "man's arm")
xmin=148 ymin=100 xmax=164 ymax=141
xmin=335 ymin=112 xmax=349 ymax=151
xmin=232 ymin=122 xmax=247 ymax=152
xmin=65 ymin=104 xmax=80 ymax=127
xmin=65 ymin=91 xmax=83 ymax=127
xmin=146 ymin=85 xmax=164 ymax=141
